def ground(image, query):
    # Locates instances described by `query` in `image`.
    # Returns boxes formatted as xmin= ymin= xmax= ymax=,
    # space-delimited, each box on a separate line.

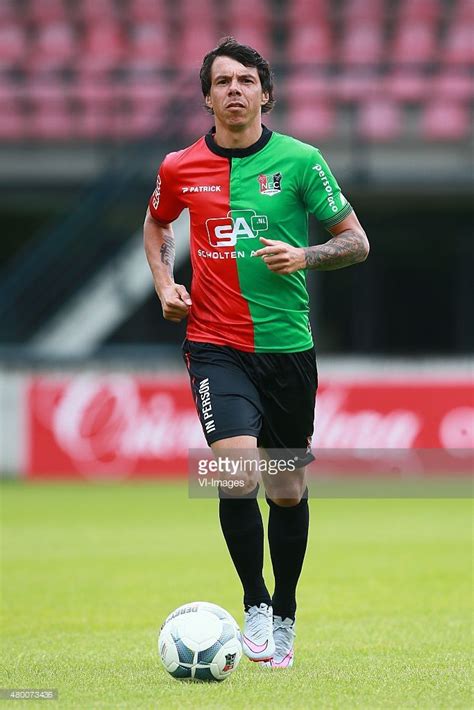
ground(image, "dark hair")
xmin=200 ymin=36 xmax=275 ymax=113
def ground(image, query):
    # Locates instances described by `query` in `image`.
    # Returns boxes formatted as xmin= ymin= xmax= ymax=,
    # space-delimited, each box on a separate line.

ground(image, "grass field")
xmin=0 ymin=481 xmax=472 ymax=709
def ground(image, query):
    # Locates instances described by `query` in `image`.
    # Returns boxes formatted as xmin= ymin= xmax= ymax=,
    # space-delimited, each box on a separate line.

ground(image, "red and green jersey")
xmin=149 ymin=126 xmax=353 ymax=353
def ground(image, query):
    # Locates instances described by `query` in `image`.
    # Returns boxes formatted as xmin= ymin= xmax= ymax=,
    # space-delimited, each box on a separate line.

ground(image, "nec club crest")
xmin=258 ymin=172 xmax=282 ymax=196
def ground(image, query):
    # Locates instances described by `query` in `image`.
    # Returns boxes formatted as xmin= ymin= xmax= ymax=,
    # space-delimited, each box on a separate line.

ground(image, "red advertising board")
xmin=25 ymin=374 xmax=474 ymax=479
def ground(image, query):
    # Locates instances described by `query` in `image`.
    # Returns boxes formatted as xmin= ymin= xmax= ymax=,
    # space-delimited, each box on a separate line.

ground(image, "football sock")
xmin=219 ymin=485 xmax=272 ymax=609
xmin=266 ymin=490 xmax=309 ymax=621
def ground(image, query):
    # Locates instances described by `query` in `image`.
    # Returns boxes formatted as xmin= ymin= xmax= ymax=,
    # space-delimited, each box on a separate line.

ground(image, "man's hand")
xmin=157 ymin=283 xmax=192 ymax=323
xmin=254 ymin=237 xmax=306 ymax=275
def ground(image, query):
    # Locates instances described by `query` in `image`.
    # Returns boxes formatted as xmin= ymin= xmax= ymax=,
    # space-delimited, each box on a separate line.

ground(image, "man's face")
xmin=205 ymin=56 xmax=269 ymax=128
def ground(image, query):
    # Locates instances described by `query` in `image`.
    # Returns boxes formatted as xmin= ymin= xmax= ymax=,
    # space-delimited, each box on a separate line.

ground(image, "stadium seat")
xmin=28 ymin=106 xmax=75 ymax=140
xmin=175 ymin=29 xmax=219 ymax=68
xmin=285 ymin=102 xmax=335 ymax=141
xmin=287 ymin=0 xmax=329 ymax=24
xmin=431 ymin=69 xmax=474 ymax=101
xmin=77 ymin=24 xmax=126 ymax=73
xmin=128 ymin=24 xmax=170 ymax=66
xmin=28 ymin=22 xmax=77 ymax=73
xmin=75 ymin=0 xmax=119 ymax=22
xmin=443 ymin=24 xmax=474 ymax=65
xmin=344 ymin=0 xmax=385 ymax=22
xmin=224 ymin=26 xmax=272 ymax=60
xmin=422 ymin=101 xmax=470 ymax=140
xmin=0 ymin=109 xmax=26 ymax=140
xmin=391 ymin=22 xmax=437 ymax=65
xmin=0 ymin=0 xmax=17 ymax=23
xmin=357 ymin=99 xmax=402 ymax=142
xmin=287 ymin=25 xmax=333 ymax=66
xmin=284 ymin=71 xmax=332 ymax=104
xmin=340 ymin=22 xmax=384 ymax=66
xmin=397 ymin=0 xmax=441 ymax=22
xmin=387 ymin=70 xmax=429 ymax=102
xmin=28 ymin=0 xmax=67 ymax=23
xmin=182 ymin=110 xmax=212 ymax=141
xmin=453 ymin=0 xmax=474 ymax=22
xmin=0 ymin=24 xmax=26 ymax=70
xmin=228 ymin=0 xmax=270 ymax=26
xmin=128 ymin=0 xmax=167 ymax=23
xmin=334 ymin=71 xmax=382 ymax=103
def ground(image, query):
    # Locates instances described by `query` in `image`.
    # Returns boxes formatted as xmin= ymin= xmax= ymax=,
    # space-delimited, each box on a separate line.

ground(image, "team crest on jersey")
xmin=258 ymin=172 xmax=282 ymax=196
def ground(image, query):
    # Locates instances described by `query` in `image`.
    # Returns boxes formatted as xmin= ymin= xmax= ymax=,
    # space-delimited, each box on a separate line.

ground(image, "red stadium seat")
xmin=422 ymin=101 xmax=470 ymax=140
xmin=431 ymin=69 xmax=474 ymax=101
xmin=128 ymin=0 xmax=167 ymax=23
xmin=285 ymin=102 xmax=335 ymax=141
xmin=77 ymin=24 xmax=126 ymax=73
xmin=27 ymin=77 xmax=71 ymax=107
xmin=443 ymin=24 xmax=474 ymax=65
xmin=28 ymin=106 xmax=75 ymax=140
xmin=387 ymin=70 xmax=429 ymax=102
xmin=453 ymin=0 xmax=474 ymax=23
xmin=340 ymin=22 xmax=384 ymax=66
xmin=75 ymin=0 xmax=119 ymax=22
xmin=358 ymin=99 xmax=402 ymax=142
xmin=128 ymin=24 xmax=169 ymax=66
xmin=397 ymin=0 xmax=441 ymax=22
xmin=0 ymin=108 xmax=26 ymax=140
xmin=174 ymin=29 xmax=219 ymax=68
xmin=287 ymin=0 xmax=330 ymax=24
xmin=344 ymin=0 xmax=385 ymax=22
xmin=0 ymin=24 xmax=26 ymax=70
xmin=180 ymin=0 xmax=215 ymax=22
xmin=285 ymin=71 xmax=332 ymax=105
xmin=287 ymin=25 xmax=333 ymax=66
xmin=28 ymin=0 xmax=67 ymax=23
xmin=391 ymin=22 xmax=437 ymax=65
xmin=224 ymin=27 xmax=272 ymax=60
xmin=228 ymin=0 xmax=270 ymax=26
xmin=0 ymin=0 xmax=17 ymax=23
xmin=182 ymin=110 xmax=212 ymax=141
xmin=334 ymin=71 xmax=382 ymax=103
xmin=28 ymin=22 xmax=77 ymax=73
xmin=71 ymin=79 xmax=117 ymax=114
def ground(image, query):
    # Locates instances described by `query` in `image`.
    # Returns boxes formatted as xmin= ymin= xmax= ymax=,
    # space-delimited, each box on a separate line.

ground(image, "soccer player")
xmin=144 ymin=37 xmax=369 ymax=668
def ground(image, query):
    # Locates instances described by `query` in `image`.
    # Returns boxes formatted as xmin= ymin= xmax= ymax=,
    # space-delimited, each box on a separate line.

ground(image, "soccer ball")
xmin=158 ymin=601 xmax=242 ymax=681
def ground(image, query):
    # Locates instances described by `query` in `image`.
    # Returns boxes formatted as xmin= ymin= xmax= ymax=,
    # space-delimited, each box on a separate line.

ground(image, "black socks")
xmin=218 ymin=486 xmax=272 ymax=609
xmin=266 ymin=491 xmax=309 ymax=621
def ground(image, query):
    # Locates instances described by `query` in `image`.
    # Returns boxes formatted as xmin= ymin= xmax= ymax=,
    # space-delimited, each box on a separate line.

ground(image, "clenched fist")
xmin=157 ymin=283 xmax=192 ymax=323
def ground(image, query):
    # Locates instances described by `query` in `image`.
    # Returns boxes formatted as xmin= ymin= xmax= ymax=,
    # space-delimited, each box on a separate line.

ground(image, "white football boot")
xmin=261 ymin=616 xmax=295 ymax=668
xmin=242 ymin=603 xmax=275 ymax=662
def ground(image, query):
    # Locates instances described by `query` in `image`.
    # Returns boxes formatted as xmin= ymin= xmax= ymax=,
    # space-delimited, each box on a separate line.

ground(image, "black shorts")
xmin=182 ymin=339 xmax=318 ymax=468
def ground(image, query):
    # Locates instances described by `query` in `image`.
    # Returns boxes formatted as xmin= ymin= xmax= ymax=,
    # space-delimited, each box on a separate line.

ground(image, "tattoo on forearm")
xmin=160 ymin=235 xmax=175 ymax=275
xmin=304 ymin=230 xmax=369 ymax=271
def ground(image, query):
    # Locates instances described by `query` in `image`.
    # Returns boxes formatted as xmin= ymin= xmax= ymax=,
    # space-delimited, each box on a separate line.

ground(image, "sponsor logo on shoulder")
xmin=258 ymin=172 xmax=282 ymax=196
xmin=182 ymin=185 xmax=222 ymax=193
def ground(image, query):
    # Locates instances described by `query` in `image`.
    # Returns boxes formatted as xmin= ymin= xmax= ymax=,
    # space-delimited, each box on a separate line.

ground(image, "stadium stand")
xmin=0 ymin=0 xmax=471 ymax=143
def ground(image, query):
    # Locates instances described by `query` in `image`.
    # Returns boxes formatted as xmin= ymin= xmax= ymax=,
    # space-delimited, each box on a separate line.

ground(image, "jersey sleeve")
xmin=300 ymin=149 xmax=353 ymax=228
xmin=148 ymin=156 xmax=184 ymax=224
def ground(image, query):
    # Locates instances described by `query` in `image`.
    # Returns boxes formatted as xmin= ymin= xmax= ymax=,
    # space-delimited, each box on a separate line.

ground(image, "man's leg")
xmin=213 ymin=435 xmax=274 ymax=661
xmin=261 ymin=464 xmax=309 ymax=622
xmin=213 ymin=435 xmax=271 ymax=609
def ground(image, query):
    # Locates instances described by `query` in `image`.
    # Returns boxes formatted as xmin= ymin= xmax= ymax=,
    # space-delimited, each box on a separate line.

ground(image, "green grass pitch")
xmin=1 ymin=481 xmax=472 ymax=709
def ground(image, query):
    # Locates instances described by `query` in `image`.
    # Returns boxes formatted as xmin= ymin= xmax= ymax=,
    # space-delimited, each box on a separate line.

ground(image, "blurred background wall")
xmin=0 ymin=0 xmax=472 ymax=476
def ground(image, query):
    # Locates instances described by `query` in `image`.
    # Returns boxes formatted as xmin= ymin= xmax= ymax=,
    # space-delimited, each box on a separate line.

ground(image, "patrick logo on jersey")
xmin=205 ymin=209 xmax=269 ymax=248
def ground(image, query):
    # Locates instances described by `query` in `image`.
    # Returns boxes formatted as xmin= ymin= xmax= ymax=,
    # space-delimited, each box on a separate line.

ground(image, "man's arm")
xmin=254 ymin=211 xmax=369 ymax=275
xmin=143 ymin=207 xmax=191 ymax=323
xmin=304 ymin=211 xmax=369 ymax=271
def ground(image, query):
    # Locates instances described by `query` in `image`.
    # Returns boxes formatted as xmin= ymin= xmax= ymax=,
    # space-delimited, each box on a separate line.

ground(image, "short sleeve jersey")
xmin=149 ymin=126 xmax=353 ymax=353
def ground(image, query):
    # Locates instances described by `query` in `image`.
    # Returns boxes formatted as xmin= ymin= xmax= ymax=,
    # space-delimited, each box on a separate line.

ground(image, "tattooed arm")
xmin=255 ymin=211 xmax=369 ymax=275
xmin=304 ymin=211 xmax=369 ymax=271
xmin=143 ymin=207 xmax=191 ymax=323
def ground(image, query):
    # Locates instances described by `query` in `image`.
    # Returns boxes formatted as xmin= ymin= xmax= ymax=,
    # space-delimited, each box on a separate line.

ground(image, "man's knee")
xmin=267 ymin=496 xmax=304 ymax=507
